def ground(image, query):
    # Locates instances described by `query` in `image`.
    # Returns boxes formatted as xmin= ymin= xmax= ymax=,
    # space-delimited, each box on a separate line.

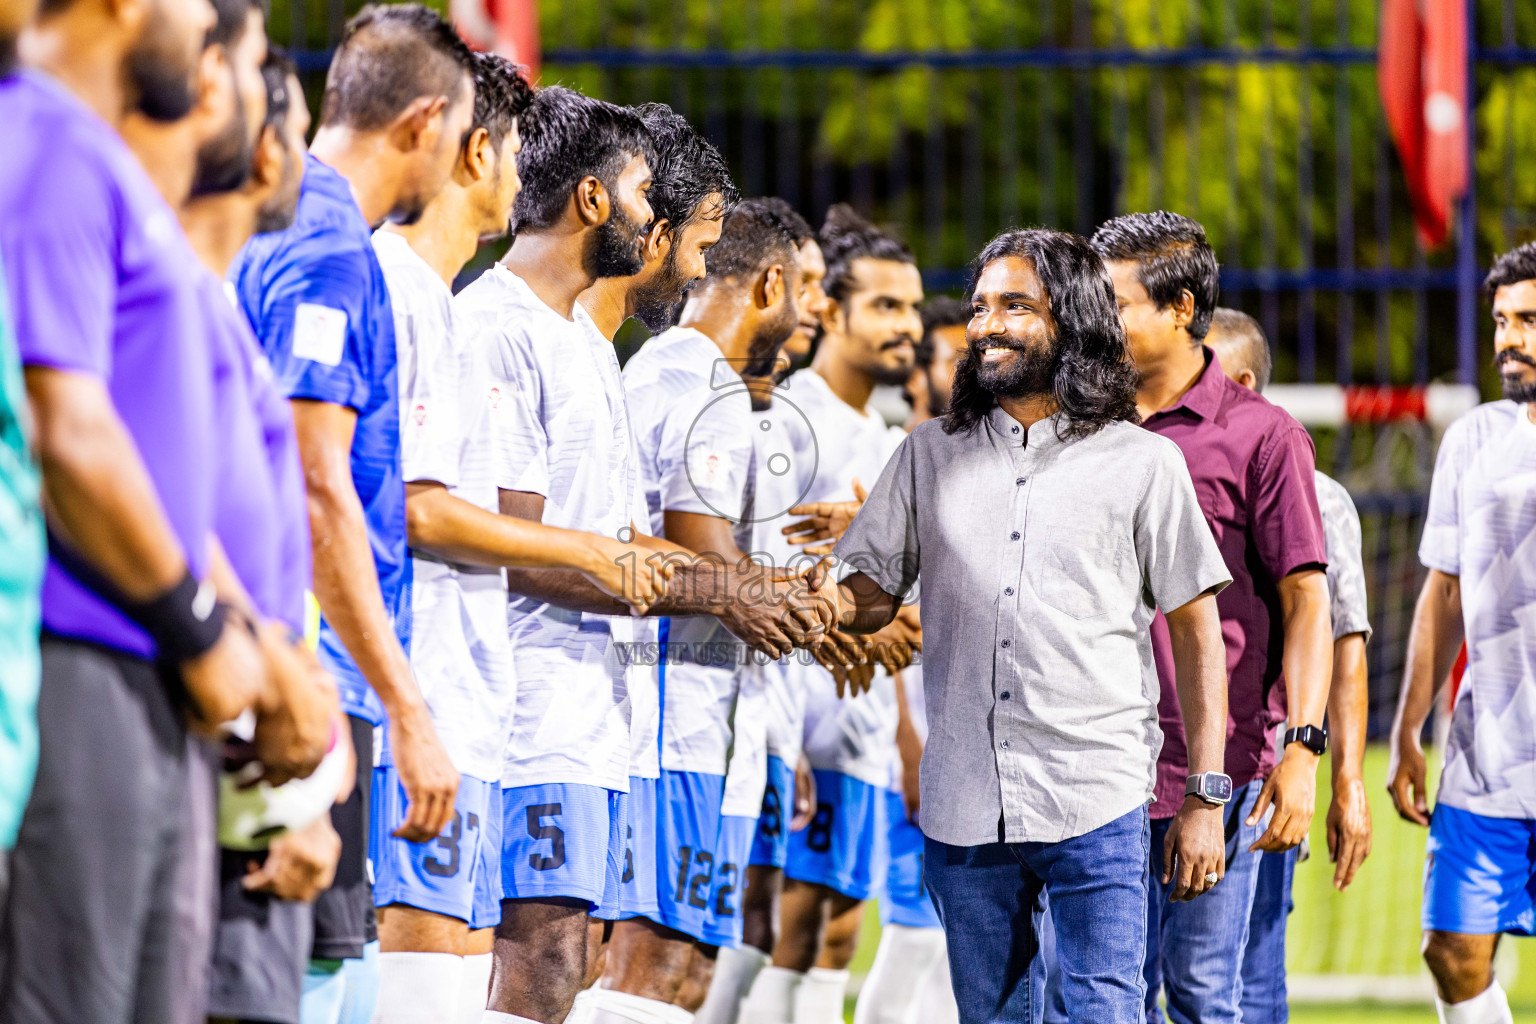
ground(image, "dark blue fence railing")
xmin=278 ymin=2 xmax=1536 ymax=735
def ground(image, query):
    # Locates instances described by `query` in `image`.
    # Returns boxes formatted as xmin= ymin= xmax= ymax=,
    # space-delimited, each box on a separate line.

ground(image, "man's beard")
xmin=253 ymin=150 xmax=302 ymax=235
xmin=630 ymin=245 xmax=689 ymax=333
xmin=127 ymin=6 xmax=200 ymax=121
xmin=741 ymin=302 xmax=798 ymax=378
xmin=586 ymin=200 xmax=645 ymax=280
xmin=189 ymin=81 xmax=252 ymax=198
xmin=1498 ymin=349 xmax=1536 ymax=404
xmin=869 ymin=357 xmax=916 ymax=387
xmin=974 ymin=338 xmax=1056 ymax=398
xmin=387 ymin=190 xmax=432 ymax=227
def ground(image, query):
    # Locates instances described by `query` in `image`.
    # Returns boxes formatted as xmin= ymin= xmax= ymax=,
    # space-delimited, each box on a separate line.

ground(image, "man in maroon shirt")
xmin=1092 ymin=212 xmax=1333 ymax=1024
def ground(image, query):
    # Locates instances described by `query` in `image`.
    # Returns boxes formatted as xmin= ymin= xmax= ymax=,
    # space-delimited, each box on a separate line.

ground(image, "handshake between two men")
xmin=588 ymin=479 xmax=918 ymax=698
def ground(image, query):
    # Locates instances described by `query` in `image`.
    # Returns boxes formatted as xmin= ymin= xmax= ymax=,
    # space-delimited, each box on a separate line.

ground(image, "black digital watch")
xmin=1283 ymin=724 xmax=1329 ymax=756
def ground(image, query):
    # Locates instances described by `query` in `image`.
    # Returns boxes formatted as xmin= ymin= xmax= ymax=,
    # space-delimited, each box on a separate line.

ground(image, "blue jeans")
xmin=1239 ymin=846 xmax=1297 ymax=1024
xmin=924 ymin=806 xmax=1150 ymax=1024
xmin=1143 ymin=781 xmax=1265 ymax=1024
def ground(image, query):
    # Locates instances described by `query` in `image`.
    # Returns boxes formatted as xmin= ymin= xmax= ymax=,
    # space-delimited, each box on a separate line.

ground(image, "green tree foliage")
xmin=269 ymin=0 xmax=1535 ymax=383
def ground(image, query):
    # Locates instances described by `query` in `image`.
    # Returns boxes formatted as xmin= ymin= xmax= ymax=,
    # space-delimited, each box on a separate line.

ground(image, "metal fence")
xmin=281 ymin=0 xmax=1536 ymax=735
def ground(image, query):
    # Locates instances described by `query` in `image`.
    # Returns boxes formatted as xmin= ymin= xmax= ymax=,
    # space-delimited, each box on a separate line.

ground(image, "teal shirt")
xmin=0 ymin=258 xmax=43 ymax=849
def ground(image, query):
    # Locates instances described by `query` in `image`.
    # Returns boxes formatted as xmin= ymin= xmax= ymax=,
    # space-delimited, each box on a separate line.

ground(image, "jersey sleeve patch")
xmin=291 ymin=302 xmax=349 ymax=366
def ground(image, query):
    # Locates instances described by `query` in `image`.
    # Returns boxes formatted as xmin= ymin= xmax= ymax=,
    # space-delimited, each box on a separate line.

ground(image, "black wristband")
xmin=125 ymin=570 xmax=227 ymax=664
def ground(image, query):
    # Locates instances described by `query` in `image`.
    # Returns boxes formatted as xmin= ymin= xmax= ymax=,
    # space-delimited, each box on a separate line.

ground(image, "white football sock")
xmin=370 ymin=952 xmax=463 ymax=1024
xmin=302 ymin=961 xmax=347 ymax=1024
xmin=851 ymin=925 xmax=947 ymax=1024
xmin=456 ymin=952 xmax=493 ymax=1024
xmin=341 ymin=943 xmax=382 ymax=1024
xmin=740 ymin=966 xmax=804 ymax=1024
xmin=695 ymin=945 xmax=770 ymax=1024
xmin=584 ymin=987 xmax=694 ymax=1024
xmin=478 ymin=1013 xmax=544 ymax=1024
xmin=1437 ymin=979 xmax=1514 ymax=1024
xmin=917 ymin=945 xmax=960 ymax=1024
xmin=793 ymin=967 xmax=849 ymax=1024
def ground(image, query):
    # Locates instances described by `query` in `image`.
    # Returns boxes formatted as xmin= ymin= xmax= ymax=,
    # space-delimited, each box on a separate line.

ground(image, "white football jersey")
xmin=454 ymin=265 xmax=656 ymax=792
xmin=780 ymin=369 xmax=907 ymax=787
xmin=722 ymin=660 xmax=770 ymax=817
xmin=887 ymin=663 xmax=930 ymax=792
xmin=749 ymin=390 xmax=821 ymax=764
xmin=1419 ymin=400 xmax=1536 ymax=818
xmin=624 ymin=327 xmax=756 ymax=777
xmin=374 ymin=231 xmax=513 ymax=785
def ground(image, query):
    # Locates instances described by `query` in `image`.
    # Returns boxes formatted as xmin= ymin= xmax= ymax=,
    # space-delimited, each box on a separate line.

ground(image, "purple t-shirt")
xmin=0 ymin=71 xmax=215 ymax=659
xmin=203 ymin=274 xmax=310 ymax=634
xmin=1143 ymin=348 xmax=1327 ymax=814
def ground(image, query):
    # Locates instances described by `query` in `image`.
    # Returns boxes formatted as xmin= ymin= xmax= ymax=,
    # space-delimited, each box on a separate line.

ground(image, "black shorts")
xmin=310 ymin=714 xmax=376 ymax=960
xmin=206 ymin=848 xmax=313 ymax=1024
xmin=0 ymin=636 xmax=189 ymax=1024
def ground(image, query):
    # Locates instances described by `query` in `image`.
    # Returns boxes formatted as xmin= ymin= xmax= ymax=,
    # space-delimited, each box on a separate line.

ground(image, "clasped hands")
xmin=715 ymin=476 xmax=920 ymax=697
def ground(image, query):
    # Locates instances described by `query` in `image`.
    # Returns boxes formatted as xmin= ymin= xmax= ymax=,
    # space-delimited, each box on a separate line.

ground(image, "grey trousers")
xmin=0 ymin=636 xmax=189 ymax=1024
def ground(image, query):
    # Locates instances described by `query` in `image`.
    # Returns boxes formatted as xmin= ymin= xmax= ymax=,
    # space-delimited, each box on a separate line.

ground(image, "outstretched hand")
xmin=783 ymin=478 xmax=868 ymax=556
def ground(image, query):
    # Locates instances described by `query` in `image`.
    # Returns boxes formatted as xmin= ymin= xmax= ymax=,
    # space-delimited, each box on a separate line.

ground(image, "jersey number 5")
xmin=527 ymin=803 xmax=567 ymax=871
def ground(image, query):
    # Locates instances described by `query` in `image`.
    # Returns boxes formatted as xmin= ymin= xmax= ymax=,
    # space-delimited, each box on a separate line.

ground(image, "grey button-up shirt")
xmin=834 ymin=406 xmax=1231 ymax=847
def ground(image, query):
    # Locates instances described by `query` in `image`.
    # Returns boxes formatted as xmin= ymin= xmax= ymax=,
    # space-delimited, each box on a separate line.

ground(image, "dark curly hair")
xmin=818 ymin=203 xmax=914 ymax=305
xmin=944 ymin=229 xmax=1140 ymax=441
xmin=703 ymin=197 xmax=807 ymax=283
xmin=1090 ymin=211 xmax=1219 ymax=342
xmin=1486 ymin=241 xmax=1536 ymax=296
xmin=916 ymin=296 xmax=970 ymax=368
xmin=468 ymin=52 xmax=534 ymax=153
xmin=753 ymin=197 xmax=815 ymax=246
xmin=632 ymin=103 xmax=739 ymax=232
xmin=509 ymin=86 xmax=657 ymax=234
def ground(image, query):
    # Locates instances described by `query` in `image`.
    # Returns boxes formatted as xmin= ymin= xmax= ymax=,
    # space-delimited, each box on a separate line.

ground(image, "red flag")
xmin=1378 ymin=0 xmax=1469 ymax=248
xmin=452 ymin=0 xmax=541 ymax=81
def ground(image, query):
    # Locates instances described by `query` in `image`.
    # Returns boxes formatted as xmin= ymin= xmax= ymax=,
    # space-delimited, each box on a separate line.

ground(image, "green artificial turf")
xmin=840 ymin=745 xmax=1536 ymax=1021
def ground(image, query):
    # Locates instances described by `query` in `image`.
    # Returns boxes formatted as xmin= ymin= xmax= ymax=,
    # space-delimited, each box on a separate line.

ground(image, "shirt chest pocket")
xmin=1030 ymin=524 xmax=1127 ymax=620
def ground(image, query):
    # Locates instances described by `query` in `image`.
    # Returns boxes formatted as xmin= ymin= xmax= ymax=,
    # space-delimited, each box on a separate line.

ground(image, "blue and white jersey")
xmin=454 ymin=265 xmax=654 ymax=792
xmin=781 ymin=369 xmax=906 ymax=788
xmin=232 ymin=154 xmax=407 ymax=726
xmin=1420 ymin=400 xmax=1536 ymax=819
xmin=623 ymin=327 xmax=756 ymax=778
xmin=1314 ymin=471 xmax=1371 ymax=643
xmin=374 ymin=230 xmax=515 ymax=785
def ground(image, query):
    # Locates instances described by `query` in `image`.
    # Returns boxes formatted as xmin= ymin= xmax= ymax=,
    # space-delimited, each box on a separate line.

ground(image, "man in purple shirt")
xmin=1090 ymin=212 xmax=1332 ymax=1024
xmin=0 ymin=0 xmax=282 ymax=1015
xmin=171 ymin=27 xmax=345 ymax=1023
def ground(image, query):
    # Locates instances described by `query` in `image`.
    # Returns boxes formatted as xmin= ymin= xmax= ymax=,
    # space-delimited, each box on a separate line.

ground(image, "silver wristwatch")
xmin=1185 ymin=771 xmax=1234 ymax=806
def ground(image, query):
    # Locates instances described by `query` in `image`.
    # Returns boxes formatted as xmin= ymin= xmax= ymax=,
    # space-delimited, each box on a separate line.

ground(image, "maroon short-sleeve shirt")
xmin=1143 ymin=348 xmax=1328 ymax=816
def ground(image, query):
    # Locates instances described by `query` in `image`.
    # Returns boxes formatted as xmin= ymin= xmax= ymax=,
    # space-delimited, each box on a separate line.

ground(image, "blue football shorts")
xmin=784 ymin=768 xmax=888 ymax=902
xmin=749 ymin=754 xmax=794 ymax=870
xmin=371 ymin=768 xmax=501 ymax=929
xmin=879 ymin=788 xmax=941 ymax=929
xmin=499 ymin=781 xmax=627 ymax=916
xmin=1423 ymin=803 xmax=1536 ymax=936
